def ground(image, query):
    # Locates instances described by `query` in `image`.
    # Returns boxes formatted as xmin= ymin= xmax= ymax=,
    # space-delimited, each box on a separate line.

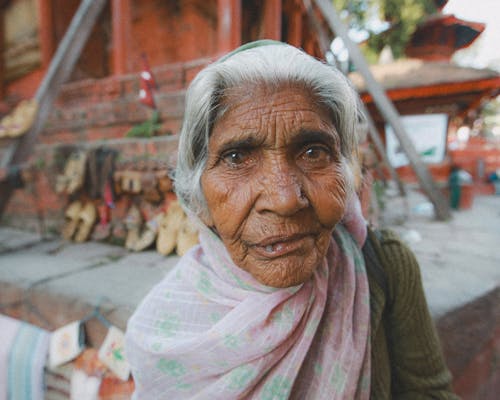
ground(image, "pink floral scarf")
xmin=126 ymin=202 xmax=371 ymax=399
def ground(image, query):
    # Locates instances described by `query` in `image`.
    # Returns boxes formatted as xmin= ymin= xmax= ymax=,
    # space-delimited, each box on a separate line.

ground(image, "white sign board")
xmin=386 ymin=113 xmax=448 ymax=168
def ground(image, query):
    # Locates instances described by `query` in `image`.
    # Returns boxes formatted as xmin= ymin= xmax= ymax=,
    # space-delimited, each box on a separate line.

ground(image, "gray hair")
xmin=175 ymin=42 xmax=361 ymax=218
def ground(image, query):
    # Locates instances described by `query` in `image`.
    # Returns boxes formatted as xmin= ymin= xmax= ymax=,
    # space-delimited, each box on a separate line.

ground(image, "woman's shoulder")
xmin=365 ymin=227 xmax=424 ymax=309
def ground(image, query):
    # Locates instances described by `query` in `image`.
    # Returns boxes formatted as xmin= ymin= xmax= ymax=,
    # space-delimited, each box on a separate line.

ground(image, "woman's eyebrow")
xmin=216 ymin=136 xmax=261 ymax=154
xmin=291 ymin=129 xmax=338 ymax=147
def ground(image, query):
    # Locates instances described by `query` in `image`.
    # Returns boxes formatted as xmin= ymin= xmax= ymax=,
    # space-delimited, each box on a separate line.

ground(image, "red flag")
xmin=140 ymin=53 xmax=157 ymax=88
xmin=139 ymin=77 xmax=156 ymax=109
xmin=139 ymin=53 xmax=157 ymax=109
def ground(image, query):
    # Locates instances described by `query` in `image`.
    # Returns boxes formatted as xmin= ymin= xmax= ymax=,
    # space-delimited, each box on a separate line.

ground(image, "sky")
xmin=444 ymin=0 xmax=500 ymax=70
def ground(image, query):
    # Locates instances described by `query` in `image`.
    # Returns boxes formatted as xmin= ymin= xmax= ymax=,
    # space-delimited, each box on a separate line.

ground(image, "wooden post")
xmin=0 ymin=0 xmax=107 ymax=216
xmin=217 ymin=0 xmax=241 ymax=53
xmin=263 ymin=0 xmax=282 ymax=40
xmin=111 ymin=0 xmax=132 ymax=75
xmin=314 ymin=0 xmax=451 ymax=220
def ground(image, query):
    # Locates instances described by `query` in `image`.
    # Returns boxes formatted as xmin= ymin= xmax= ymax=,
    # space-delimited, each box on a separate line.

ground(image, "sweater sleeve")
xmin=379 ymin=230 xmax=459 ymax=400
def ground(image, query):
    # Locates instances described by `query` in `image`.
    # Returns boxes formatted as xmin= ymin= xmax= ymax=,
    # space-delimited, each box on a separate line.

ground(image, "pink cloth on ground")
xmin=0 ymin=315 xmax=21 ymax=400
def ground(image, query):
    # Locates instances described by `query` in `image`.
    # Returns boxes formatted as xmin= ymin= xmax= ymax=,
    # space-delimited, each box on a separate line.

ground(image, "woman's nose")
xmin=255 ymin=161 xmax=308 ymax=216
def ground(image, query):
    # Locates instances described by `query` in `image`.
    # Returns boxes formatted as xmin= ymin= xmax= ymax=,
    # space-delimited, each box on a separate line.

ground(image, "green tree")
xmin=332 ymin=0 xmax=438 ymax=60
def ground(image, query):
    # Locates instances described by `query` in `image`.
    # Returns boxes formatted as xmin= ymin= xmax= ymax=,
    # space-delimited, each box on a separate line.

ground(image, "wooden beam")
xmin=314 ymin=0 xmax=451 ymax=220
xmin=0 ymin=0 xmax=107 ymax=216
xmin=360 ymin=102 xmax=407 ymax=197
xmin=304 ymin=2 xmax=405 ymax=196
xmin=111 ymin=0 xmax=132 ymax=75
xmin=359 ymin=77 xmax=500 ymax=103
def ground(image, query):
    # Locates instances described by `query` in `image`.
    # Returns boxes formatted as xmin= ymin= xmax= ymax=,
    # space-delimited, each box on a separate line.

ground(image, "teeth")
xmin=265 ymin=245 xmax=274 ymax=252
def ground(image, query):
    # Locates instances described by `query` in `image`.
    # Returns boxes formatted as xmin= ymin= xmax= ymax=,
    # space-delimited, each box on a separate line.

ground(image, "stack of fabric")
xmin=0 ymin=314 xmax=50 ymax=400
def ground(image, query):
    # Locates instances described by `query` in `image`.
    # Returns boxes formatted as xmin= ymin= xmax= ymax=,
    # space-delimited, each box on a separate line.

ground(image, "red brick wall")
xmin=129 ymin=0 xmax=218 ymax=69
xmin=1 ymin=56 xmax=215 ymax=231
xmin=437 ymin=288 xmax=500 ymax=399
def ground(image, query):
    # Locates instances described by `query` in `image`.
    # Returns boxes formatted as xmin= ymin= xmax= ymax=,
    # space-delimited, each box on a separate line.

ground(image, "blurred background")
xmin=0 ymin=1 xmax=498 ymax=399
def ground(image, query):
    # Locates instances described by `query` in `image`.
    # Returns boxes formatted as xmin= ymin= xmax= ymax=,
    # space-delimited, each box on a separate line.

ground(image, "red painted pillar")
xmin=263 ymin=0 xmax=282 ymax=41
xmin=287 ymin=4 xmax=303 ymax=47
xmin=111 ymin=0 xmax=132 ymax=75
xmin=36 ymin=0 xmax=55 ymax=69
xmin=217 ymin=0 xmax=241 ymax=53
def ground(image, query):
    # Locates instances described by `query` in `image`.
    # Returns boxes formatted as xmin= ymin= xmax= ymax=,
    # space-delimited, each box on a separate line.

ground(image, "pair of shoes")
xmin=56 ymin=150 xmax=88 ymax=195
xmin=0 ymin=99 xmax=38 ymax=138
xmin=156 ymin=200 xmax=200 ymax=256
xmin=61 ymin=201 xmax=97 ymax=242
xmin=133 ymin=212 xmax=164 ymax=252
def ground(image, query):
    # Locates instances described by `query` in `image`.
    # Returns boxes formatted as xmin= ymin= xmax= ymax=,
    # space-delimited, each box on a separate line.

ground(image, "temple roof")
xmin=349 ymin=59 xmax=499 ymax=92
xmin=406 ymin=13 xmax=485 ymax=61
xmin=349 ymin=59 xmax=500 ymax=118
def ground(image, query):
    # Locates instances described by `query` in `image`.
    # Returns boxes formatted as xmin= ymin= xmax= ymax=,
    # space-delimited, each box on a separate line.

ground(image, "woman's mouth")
xmin=251 ymin=233 xmax=313 ymax=259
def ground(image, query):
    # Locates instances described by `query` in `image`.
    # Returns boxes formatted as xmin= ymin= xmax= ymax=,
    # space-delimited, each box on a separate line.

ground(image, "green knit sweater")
xmin=366 ymin=228 xmax=459 ymax=399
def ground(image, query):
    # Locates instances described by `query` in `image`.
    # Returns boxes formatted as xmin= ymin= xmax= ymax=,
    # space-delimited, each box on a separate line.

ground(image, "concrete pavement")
xmin=0 ymin=189 xmax=499 ymax=328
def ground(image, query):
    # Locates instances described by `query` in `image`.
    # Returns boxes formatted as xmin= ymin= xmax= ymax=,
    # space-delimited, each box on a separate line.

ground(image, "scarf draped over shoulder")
xmin=125 ymin=200 xmax=371 ymax=399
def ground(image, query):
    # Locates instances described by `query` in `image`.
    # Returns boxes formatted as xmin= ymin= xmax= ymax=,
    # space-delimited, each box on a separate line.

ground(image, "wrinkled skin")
xmin=201 ymin=85 xmax=348 ymax=288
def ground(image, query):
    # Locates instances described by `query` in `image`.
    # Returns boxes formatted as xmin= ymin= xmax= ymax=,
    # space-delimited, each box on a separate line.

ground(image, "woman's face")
xmin=201 ymin=85 xmax=348 ymax=287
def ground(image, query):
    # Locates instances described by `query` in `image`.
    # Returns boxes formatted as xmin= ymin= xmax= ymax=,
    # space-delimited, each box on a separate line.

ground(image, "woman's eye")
xmin=222 ymin=150 xmax=248 ymax=166
xmin=301 ymin=145 xmax=332 ymax=164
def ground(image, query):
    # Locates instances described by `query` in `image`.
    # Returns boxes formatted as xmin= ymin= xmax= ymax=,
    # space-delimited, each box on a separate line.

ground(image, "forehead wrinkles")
xmin=215 ymin=86 xmax=329 ymax=144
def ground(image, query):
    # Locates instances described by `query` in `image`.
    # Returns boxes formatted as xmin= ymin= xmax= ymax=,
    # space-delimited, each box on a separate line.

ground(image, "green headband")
xmin=218 ymin=39 xmax=287 ymax=62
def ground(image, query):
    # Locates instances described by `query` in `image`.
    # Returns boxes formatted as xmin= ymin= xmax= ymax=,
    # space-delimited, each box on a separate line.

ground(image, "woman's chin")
xmin=248 ymin=256 xmax=320 ymax=288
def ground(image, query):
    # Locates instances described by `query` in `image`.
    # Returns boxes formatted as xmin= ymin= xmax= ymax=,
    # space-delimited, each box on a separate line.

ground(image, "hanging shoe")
xmin=156 ymin=200 xmax=185 ymax=256
xmin=124 ymin=204 xmax=143 ymax=250
xmin=176 ymin=216 xmax=200 ymax=256
xmin=7 ymin=99 xmax=38 ymax=138
xmin=133 ymin=211 xmax=164 ymax=252
xmin=61 ymin=201 xmax=83 ymax=240
xmin=74 ymin=202 xmax=97 ymax=243
xmin=66 ymin=150 xmax=88 ymax=195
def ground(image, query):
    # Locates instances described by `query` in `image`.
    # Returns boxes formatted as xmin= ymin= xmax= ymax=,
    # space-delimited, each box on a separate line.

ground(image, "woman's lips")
xmin=250 ymin=233 xmax=313 ymax=259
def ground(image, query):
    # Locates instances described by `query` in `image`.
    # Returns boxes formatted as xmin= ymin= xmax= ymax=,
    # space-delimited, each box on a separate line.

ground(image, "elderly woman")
xmin=125 ymin=41 xmax=457 ymax=399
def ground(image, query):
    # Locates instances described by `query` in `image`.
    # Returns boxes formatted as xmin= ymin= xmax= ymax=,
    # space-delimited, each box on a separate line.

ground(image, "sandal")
xmin=7 ymin=99 xmax=38 ymax=138
xmin=142 ymin=171 xmax=162 ymax=203
xmin=74 ymin=202 xmax=97 ymax=243
xmin=61 ymin=201 xmax=83 ymax=240
xmin=176 ymin=217 xmax=199 ymax=256
xmin=124 ymin=204 xmax=143 ymax=250
xmin=156 ymin=200 xmax=185 ymax=256
xmin=133 ymin=212 xmax=164 ymax=252
xmin=67 ymin=150 xmax=88 ymax=195
xmin=156 ymin=170 xmax=173 ymax=193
